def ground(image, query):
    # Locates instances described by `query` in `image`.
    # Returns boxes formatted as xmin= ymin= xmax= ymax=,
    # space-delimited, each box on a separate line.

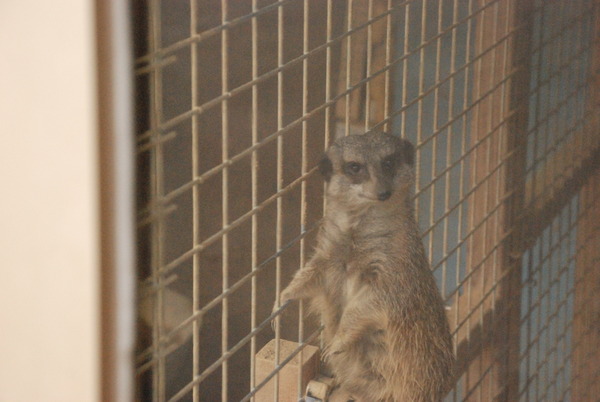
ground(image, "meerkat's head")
xmin=319 ymin=131 xmax=415 ymax=207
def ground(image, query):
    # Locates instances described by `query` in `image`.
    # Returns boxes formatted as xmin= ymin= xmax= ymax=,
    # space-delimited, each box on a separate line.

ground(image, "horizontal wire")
xmin=134 ymin=0 xmax=297 ymax=65
xmin=134 ymin=55 xmax=177 ymax=76
xmin=136 ymin=131 xmax=177 ymax=154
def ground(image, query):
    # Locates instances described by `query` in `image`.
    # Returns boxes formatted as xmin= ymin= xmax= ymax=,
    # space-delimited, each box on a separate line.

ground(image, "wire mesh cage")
xmin=132 ymin=0 xmax=600 ymax=400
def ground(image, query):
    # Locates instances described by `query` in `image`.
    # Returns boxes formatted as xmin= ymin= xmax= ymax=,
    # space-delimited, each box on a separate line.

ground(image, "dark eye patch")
xmin=381 ymin=152 xmax=406 ymax=176
xmin=344 ymin=161 xmax=363 ymax=175
xmin=319 ymin=156 xmax=333 ymax=181
xmin=398 ymin=138 xmax=415 ymax=166
xmin=343 ymin=161 xmax=368 ymax=184
xmin=381 ymin=155 xmax=397 ymax=173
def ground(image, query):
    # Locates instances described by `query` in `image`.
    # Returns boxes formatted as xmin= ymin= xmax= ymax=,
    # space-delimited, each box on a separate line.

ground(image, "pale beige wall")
xmin=0 ymin=1 xmax=100 ymax=401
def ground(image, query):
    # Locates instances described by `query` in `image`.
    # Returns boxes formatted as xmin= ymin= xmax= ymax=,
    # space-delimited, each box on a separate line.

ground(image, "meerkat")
xmin=274 ymin=131 xmax=455 ymax=401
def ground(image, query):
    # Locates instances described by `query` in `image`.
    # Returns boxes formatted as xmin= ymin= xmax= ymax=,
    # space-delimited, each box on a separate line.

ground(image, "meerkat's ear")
xmin=398 ymin=138 xmax=415 ymax=167
xmin=319 ymin=155 xmax=333 ymax=182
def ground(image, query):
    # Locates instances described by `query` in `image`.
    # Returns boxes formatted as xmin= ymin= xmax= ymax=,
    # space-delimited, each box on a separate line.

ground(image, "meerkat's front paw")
xmin=270 ymin=301 xmax=280 ymax=331
xmin=271 ymin=293 xmax=291 ymax=331
xmin=324 ymin=338 xmax=346 ymax=359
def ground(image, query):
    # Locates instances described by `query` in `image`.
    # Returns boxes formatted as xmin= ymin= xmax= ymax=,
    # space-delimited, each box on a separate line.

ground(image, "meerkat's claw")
xmin=271 ymin=298 xmax=290 ymax=332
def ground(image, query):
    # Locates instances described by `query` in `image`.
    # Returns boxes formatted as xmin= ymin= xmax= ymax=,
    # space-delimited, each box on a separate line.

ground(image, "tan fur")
xmin=276 ymin=132 xmax=455 ymax=401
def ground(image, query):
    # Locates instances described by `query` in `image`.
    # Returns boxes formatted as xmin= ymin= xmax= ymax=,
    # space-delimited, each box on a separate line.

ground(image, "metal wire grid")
xmin=516 ymin=3 xmax=597 ymax=399
xmin=517 ymin=176 xmax=600 ymax=402
xmin=132 ymin=0 xmax=600 ymax=400
xmin=571 ymin=170 xmax=600 ymax=402
xmin=524 ymin=0 xmax=598 ymax=209
xmin=519 ymin=197 xmax=578 ymax=401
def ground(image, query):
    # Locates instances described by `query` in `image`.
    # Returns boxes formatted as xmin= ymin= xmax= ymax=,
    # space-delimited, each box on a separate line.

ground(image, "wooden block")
xmin=255 ymin=339 xmax=320 ymax=402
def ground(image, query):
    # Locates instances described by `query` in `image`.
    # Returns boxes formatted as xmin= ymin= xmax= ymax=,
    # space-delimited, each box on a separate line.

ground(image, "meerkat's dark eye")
xmin=344 ymin=161 xmax=363 ymax=175
xmin=381 ymin=156 xmax=396 ymax=173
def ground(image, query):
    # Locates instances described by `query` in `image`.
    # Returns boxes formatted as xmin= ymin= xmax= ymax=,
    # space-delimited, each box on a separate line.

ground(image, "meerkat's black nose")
xmin=378 ymin=191 xmax=392 ymax=201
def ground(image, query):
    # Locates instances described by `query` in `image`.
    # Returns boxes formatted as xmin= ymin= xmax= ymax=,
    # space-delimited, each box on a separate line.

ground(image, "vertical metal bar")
xmin=429 ymin=0 xmax=443 ymax=272
xmin=441 ymin=0 xmax=460 ymax=306
xmin=544 ymin=3 xmax=558 ymax=202
xmin=400 ymin=1 xmax=410 ymax=139
xmin=533 ymin=232 xmax=544 ymax=401
xmin=220 ymin=1 xmax=230 ymax=400
xmin=321 ymin=0 xmax=333 ymax=352
xmin=465 ymin=1 xmax=488 ymax=396
xmin=463 ymin=1 xmax=486 ymax=397
xmin=479 ymin=3 xmax=498 ymax=398
xmin=250 ymin=1 xmax=259 ymax=400
xmin=324 ymin=0 xmax=333 ymax=149
xmin=190 ymin=0 xmax=200 ymax=401
xmin=382 ymin=0 xmax=393 ymax=132
xmin=297 ymin=0 xmax=309 ymax=398
xmin=148 ymin=0 xmax=166 ymax=399
xmin=547 ymin=0 xmax=566 ymax=202
xmin=528 ymin=2 xmax=544 ymax=205
xmin=490 ymin=0 xmax=513 ymax=395
xmin=414 ymin=0 xmax=428 ymax=222
xmin=523 ymin=247 xmax=533 ymax=402
xmin=438 ymin=0 xmax=452 ymax=309
xmin=455 ymin=0 xmax=474 ymax=348
xmin=536 ymin=230 xmax=545 ymax=401
xmin=344 ymin=0 xmax=354 ymax=135
xmin=96 ymin=0 xmax=136 ymax=400
xmin=546 ymin=210 xmax=560 ymax=400
xmin=537 ymin=2 xmax=552 ymax=210
xmin=454 ymin=4 xmax=474 ymax=397
xmin=364 ymin=0 xmax=374 ymax=131
xmin=274 ymin=4 xmax=285 ymax=400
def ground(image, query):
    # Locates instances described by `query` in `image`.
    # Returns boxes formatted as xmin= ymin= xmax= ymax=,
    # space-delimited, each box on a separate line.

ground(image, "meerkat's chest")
xmin=321 ymin=245 xmax=370 ymax=306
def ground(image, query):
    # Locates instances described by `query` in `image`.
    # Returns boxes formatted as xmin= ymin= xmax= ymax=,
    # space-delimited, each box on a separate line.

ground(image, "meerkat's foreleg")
xmin=271 ymin=258 xmax=325 ymax=329
xmin=278 ymin=257 xmax=325 ymax=303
